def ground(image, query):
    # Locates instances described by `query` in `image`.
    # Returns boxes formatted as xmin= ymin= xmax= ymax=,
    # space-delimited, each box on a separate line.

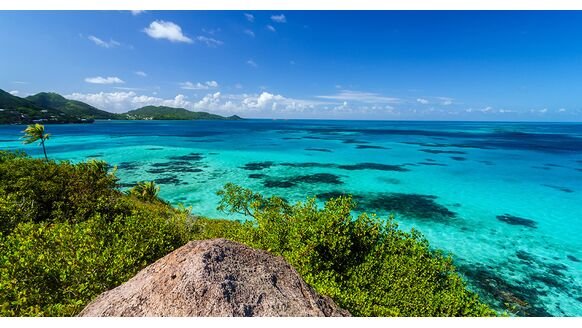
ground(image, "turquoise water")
xmin=1 ymin=120 xmax=581 ymax=316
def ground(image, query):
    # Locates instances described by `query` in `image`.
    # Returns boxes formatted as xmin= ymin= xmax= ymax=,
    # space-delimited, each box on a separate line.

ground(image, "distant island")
xmin=0 ymin=88 xmax=242 ymax=124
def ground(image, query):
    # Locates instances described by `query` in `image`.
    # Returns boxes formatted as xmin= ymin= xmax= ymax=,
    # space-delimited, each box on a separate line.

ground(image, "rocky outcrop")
xmin=79 ymin=238 xmax=350 ymax=317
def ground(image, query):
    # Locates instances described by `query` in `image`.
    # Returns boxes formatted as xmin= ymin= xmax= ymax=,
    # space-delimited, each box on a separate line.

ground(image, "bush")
xmin=216 ymin=183 xmax=496 ymax=317
xmin=0 ymin=151 xmax=193 ymax=316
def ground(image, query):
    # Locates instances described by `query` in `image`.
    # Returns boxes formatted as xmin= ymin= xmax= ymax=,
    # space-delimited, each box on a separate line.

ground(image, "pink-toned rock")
xmin=79 ymin=238 xmax=350 ymax=317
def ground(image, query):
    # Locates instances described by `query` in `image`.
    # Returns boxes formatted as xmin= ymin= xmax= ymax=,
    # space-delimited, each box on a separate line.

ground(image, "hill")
xmin=26 ymin=92 xmax=118 ymax=120
xmin=0 ymin=89 xmax=88 ymax=124
xmin=123 ymin=105 xmax=242 ymax=120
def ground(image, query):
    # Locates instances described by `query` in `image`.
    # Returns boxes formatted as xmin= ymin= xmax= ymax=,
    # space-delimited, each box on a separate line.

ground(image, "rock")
xmin=79 ymin=238 xmax=350 ymax=317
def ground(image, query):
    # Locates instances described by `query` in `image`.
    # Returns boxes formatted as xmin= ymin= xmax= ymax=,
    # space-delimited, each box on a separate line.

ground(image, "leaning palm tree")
xmin=129 ymin=181 xmax=161 ymax=203
xmin=22 ymin=123 xmax=50 ymax=161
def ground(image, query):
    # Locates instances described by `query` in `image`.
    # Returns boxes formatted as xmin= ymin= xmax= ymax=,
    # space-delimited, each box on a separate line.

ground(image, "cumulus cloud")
xmin=271 ymin=14 xmax=286 ymax=23
xmin=317 ymin=90 xmax=401 ymax=104
xmin=180 ymin=81 xmax=219 ymax=90
xmin=88 ymin=35 xmax=120 ymax=48
xmin=143 ymin=20 xmax=192 ymax=43
xmin=244 ymin=13 xmax=254 ymax=22
xmin=416 ymin=98 xmax=429 ymax=104
xmin=84 ymin=76 xmax=125 ymax=84
xmin=266 ymin=25 xmax=276 ymax=32
xmin=66 ymin=90 xmax=327 ymax=115
xmin=135 ymin=71 xmax=147 ymax=77
xmin=244 ymin=29 xmax=255 ymax=38
xmin=66 ymin=91 xmax=190 ymax=113
xmin=9 ymin=90 xmax=19 ymax=95
xmin=195 ymin=36 xmax=223 ymax=47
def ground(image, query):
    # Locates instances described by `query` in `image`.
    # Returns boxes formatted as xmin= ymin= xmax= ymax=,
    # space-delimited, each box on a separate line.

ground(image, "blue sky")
xmin=1 ymin=10 xmax=582 ymax=121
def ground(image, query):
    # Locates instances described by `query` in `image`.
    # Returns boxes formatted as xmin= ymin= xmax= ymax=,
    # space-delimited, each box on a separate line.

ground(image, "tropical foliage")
xmin=0 ymin=151 xmax=495 ymax=317
xmin=21 ymin=124 xmax=50 ymax=161
xmin=216 ymin=183 xmax=497 ymax=317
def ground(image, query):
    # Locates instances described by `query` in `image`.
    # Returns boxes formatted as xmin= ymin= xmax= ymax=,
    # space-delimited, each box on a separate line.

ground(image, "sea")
xmin=1 ymin=119 xmax=581 ymax=316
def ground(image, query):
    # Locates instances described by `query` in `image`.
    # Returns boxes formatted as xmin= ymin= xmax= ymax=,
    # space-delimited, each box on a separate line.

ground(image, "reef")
xmin=496 ymin=214 xmax=537 ymax=229
xmin=355 ymin=145 xmax=390 ymax=150
xmin=567 ymin=255 xmax=580 ymax=263
xmin=116 ymin=161 xmax=141 ymax=171
xmin=169 ymin=153 xmax=204 ymax=161
xmin=248 ymin=173 xmax=268 ymax=179
xmin=240 ymin=161 xmax=275 ymax=171
xmin=304 ymin=148 xmax=333 ymax=152
xmin=280 ymin=162 xmax=337 ymax=168
xmin=337 ymin=163 xmax=409 ymax=172
xmin=154 ymin=175 xmax=184 ymax=185
xmin=541 ymin=184 xmax=575 ymax=193
xmin=417 ymin=162 xmax=447 ymax=166
xmin=419 ymin=149 xmax=467 ymax=155
xmin=458 ymin=263 xmax=552 ymax=317
xmin=359 ymin=192 xmax=456 ymax=222
xmin=343 ymin=139 xmax=370 ymax=144
xmin=450 ymin=156 xmax=467 ymax=161
xmin=263 ymin=173 xmax=343 ymax=188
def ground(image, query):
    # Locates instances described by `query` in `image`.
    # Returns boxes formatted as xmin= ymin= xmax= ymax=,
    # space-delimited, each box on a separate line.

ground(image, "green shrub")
xmin=0 ymin=151 xmax=119 ymax=233
xmin=0 ymin=151 xmax=193 ymax=316
xmin=216 ymin=183 xmax=496 ymax=317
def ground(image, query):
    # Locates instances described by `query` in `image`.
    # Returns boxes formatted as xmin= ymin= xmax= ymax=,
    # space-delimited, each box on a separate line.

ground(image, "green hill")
xmin=26 ymin=92 xmax=118 ymax=120
xmin=0 ymin=89 xmax=87 ymax=124
xmin=123 ymin=105 xmax=242 ymax=120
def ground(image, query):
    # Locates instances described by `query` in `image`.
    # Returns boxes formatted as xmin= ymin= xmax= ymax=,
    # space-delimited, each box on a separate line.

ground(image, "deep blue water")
xmin=1 ymin=119 xmax=581 ymax=316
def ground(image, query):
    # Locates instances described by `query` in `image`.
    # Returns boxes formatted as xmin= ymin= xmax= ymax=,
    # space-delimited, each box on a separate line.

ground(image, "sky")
xmin=1 ymin=10 xmax=582 ymax=121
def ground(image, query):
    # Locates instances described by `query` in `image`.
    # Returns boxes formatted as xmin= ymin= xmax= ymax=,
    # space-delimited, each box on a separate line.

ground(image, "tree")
xmin=21 ymin=124 xmax=50 ymax=161
xmin=129 ymin=181 xmax=161 ymax=203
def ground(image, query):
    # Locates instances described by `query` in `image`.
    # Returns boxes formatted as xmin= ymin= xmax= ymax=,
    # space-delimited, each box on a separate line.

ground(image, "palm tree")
xmin=129 ymin=181 xmax=161 ymax=202
xmin=22 ymin=124 xmax=50 ymax=161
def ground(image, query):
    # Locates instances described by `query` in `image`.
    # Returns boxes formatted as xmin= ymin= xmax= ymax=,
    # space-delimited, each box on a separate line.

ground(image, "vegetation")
xmin=25 ymin=92 xmax=118 ymax=120
xmin=123 ymin=105 xmax=242 ymax=121
xmin=0 ymin=151 xmax=495 ymax=317
xmin=21 ymin=124 xmax=50 ymax=161
xmin=0 ymin=89 xmax=94 ymax=124
xmin=0 ymin=88 xmax=242 ymax=124
xmin=215 ymin=183 xmax=496 ymax=317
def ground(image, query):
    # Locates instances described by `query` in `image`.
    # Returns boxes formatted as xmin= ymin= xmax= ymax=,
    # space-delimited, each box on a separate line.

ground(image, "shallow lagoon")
xmin=1 ymin=119 xmax=581 ymax=316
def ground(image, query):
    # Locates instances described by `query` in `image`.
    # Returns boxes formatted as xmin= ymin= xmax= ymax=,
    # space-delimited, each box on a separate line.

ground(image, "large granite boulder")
xmin=79 ymin=238 xmax=350 ymax=317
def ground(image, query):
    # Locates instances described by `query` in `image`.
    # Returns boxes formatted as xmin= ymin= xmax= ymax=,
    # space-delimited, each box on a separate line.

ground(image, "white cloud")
xmin=84 ymin=76 xmax=125 ymax=84
xmin=244 ymin=13 xmax=254 ymax=22
xmin=66 ymin=90 xmax=327 ymax=115
xmin=558 ymin=108 xmax=567 ymax=112
xmin=266 ymin=25 xmax=276 ymax=32
xmin=244 ymin=29 xmax=255 ymax=38
xmin=195 ymin=36 xmax=223 ymax=47
xmin=135 ymin=71 xmax=147 ymax=77
xmin=416 ymin=98 xmax=429 ymax=104
xmin=88 ymin=35 xmax=120 ymax=48
xmin=9 ymin=90 xmax=19 ymax=95
xmin=246 ymin=59 xmax=258 ymax=68
xmin=143 ymin=20 xmax=192 ymax=43
xmin=130 ymin=10 xmax=145 ymax=16
xmin=271 ymin=14 xmax=286 ymax=23
xmin=12 ymin=81 xmax=27 ymax=84
xmin=66 ymin=91 xmax=190 ymax=113
xmin=436 ymin=97 xmax=454 ymax=105
xmin=234 ymin=83 xmax=243 ymax=89
xmin=317 ymin=90 xmax=401 ymax=104
xmin=180 ymin=81 xmax=219 ymax=90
